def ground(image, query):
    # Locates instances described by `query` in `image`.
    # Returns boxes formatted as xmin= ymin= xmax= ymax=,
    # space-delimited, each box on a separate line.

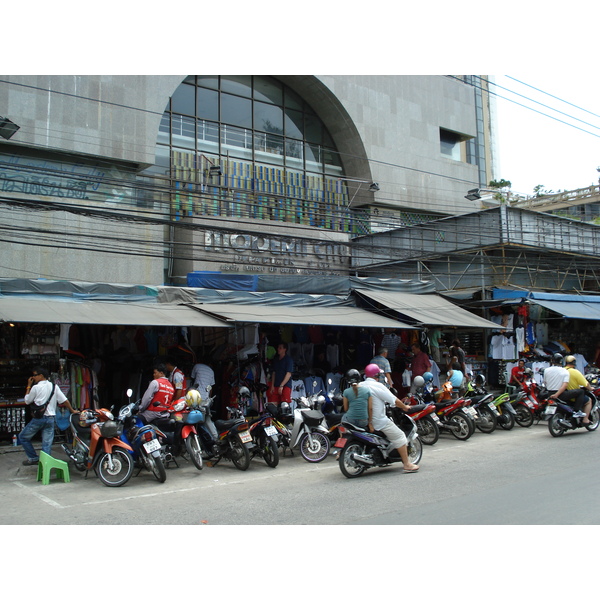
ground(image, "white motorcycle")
xmin=286 ymin=394 xmax=331 ymax=463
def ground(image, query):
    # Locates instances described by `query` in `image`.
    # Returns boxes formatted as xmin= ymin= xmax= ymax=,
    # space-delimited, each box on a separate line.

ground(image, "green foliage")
xmin=489 ymin=179 xmax=512 ymax=189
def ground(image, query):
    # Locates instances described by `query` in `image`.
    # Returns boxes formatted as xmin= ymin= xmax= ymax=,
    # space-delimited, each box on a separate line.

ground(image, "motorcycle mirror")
xmin=126 ymin=388 xmax=133 ymax=398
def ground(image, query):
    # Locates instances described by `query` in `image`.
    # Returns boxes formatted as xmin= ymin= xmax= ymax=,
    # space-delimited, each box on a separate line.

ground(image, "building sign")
xmin=203 ymin=231 xmax=350 ymax=276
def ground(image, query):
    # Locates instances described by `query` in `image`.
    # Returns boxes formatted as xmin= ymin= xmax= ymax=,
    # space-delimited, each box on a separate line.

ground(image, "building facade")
xmin=0 ymin=75 xmax=494 ymax=287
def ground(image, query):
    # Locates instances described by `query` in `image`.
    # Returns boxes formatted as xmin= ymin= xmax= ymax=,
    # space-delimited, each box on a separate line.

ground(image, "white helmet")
xmin=185 ymin=389 xmax=202 ymax=408
xmin=413 ymin=375 xmax=425 ymax=389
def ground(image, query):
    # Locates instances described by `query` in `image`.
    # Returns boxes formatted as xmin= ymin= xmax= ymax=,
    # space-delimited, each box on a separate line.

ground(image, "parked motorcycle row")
xmin=59 ymin=370 xmax=600 ymax=487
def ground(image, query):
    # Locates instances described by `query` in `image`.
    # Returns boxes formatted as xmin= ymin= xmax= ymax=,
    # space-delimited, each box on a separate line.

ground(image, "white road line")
xmin=13 ymin=481 xmax=65 ymax=509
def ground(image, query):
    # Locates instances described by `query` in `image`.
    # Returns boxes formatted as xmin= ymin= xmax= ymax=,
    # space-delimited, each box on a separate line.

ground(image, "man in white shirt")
xmin=543 ymin=353 xmax=586 ymax=418
xmin=20 ymin=365 xmax=77 ymax=466
xmin=191 ymin=358 xmax=216 ymax=396
xmin=359 ymin=363 xmax=419 ymax=473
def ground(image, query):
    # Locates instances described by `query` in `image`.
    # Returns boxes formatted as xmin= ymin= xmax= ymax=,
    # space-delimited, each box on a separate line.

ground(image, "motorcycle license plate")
xmin=488 ymin=402 xmax=499 ymax=414
xmin=143 ymin=438 xmax=161 ymax=453
xmin=264 ymin=425 xmax=278 ymax=438
xmin=525 ymin=400 xmax=535 ymax=409
xmin=431 ymin=413 xmax=441 ymax=423
xmin=334 ymin=437 xmax=347 ymax=448
xmin=466 ymin=407 xmax=477 ymax=418
xmin=239 ymin=431 xmax=252 ymax=444
xmin=545 ymin=406 xmax=557 ymax=416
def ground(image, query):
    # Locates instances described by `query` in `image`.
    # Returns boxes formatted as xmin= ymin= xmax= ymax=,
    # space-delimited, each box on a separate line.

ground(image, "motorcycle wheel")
xmin=407 ymin=437 xmax=423 ymax=465
xmin=339 ymin=440 xmax=367 ymax=478
xmin=514 ymin=404 xmax=534 ymax=427
xmin=146 ymin=452 xmax=167 ymax=483
xmin=95 ymin=448 xmax=134 ymax=487
xmin=498 ymin=410 xmax=515 ymax=430
xmin=229 ymin=437 xmax=251 ymax=471
xmin=416 ymin=415 xmax=439 ymax=445
xmin=475 ymin=406 xmax=498 ymax=434
xmin=548 ymin=412 xmax=566 ymax=437
xmin=261 ymin=435 xmax=280 ymax=468
xmin=585 ymin=406 xmax=600 ymax=431
xmin=185 ymin=434 xmax=204 ymax=470
xmin=299 ymin=431 xmax=330 ymax=463
xmin=448 ymin=413 xmax=473 ymax=440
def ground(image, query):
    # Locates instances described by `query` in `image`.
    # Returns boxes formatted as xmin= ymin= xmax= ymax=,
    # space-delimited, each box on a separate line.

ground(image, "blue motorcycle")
xmin=117 ymin=389 xmax=168 ymax=483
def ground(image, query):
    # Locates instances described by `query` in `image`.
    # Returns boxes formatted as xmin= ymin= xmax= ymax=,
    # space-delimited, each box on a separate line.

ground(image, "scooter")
xmin=62 ymin=406 xmax=135 ymax=487
xmin=117 ymin=389 xmax=168 ymax=483
xmin=234 ymin=387 xmax=280 ymax=468
xmin=196 ymin=386 xmax=255 ymax=471
xmin=490 ymin=391 xmax=517 ymax=430
xmin=338 ymin=409 xmax=422 ymax=478
xmin=546 ymin=389 xmax=600 ymax=437
xmin=464 ymin=375 xmax=499 ymax=434
xmin=285 ymin=395 xmax=331 ymax=463
xmin=153 ymin=395 xmax=204 ymax=471
xmin=403 ymin=397 xmax=441 ymax=445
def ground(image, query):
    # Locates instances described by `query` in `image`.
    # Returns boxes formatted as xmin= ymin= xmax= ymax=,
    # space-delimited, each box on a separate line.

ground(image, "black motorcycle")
xmin=338 ymin=408 xmax=422 ymax=478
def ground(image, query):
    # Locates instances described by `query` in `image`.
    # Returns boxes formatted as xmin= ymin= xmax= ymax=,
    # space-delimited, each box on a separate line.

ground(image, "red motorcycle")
xmin=510 ymin=371 xmax=551 ymax=427
xmin=403 ymin=394 xmax=442 ymax=445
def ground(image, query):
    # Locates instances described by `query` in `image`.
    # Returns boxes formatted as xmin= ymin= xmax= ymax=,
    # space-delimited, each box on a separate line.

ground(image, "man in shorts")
xmin=359 ymin=363 xmax=420 ymax=473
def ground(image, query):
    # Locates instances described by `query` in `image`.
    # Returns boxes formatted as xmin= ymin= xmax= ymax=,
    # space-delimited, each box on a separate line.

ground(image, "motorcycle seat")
xmin=215 ymin=418 xmax=244 ymax=432
xmin=405 ymin=404 xmax=428 ymax=414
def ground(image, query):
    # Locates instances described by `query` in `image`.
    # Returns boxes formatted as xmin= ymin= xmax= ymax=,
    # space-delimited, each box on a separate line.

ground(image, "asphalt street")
xmin=1 ymin=417 xmax=598 ymax=527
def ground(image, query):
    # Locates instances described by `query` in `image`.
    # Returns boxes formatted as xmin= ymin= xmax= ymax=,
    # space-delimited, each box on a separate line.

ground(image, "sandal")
xmin=403 ymin=465 xmax=419 ymax=473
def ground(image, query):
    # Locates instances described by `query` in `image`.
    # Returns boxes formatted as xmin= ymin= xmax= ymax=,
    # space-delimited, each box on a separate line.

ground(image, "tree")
xmin=488 ymin=179 xmax=512 ymax=189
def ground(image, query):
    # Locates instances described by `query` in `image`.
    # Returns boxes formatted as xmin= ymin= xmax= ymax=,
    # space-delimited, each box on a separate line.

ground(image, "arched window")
xmin=155 ymin=76 xmax=353 ymax=230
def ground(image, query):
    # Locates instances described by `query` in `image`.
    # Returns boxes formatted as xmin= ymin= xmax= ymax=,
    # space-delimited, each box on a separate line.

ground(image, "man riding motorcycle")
xmin=359 ymin=363 xmax=420 ymax=473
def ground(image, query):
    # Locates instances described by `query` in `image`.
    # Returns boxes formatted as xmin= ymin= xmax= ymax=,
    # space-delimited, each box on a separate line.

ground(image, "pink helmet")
xmin=364 ymin=363 xmax=383 ymax=379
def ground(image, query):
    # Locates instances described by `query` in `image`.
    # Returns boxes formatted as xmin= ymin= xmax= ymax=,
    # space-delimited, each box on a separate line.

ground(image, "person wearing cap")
xmin=564 ymin=355 xmax=592 ymax=424
xmin=359 ymin=363 xmax=419 ymax=473
xmin=544 ymin=353 xmax=588 ymax=422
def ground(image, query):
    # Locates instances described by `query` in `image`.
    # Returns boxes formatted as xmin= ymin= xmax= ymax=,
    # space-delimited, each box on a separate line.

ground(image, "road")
xmin=1 ymin=419 xmax=598 ymax=526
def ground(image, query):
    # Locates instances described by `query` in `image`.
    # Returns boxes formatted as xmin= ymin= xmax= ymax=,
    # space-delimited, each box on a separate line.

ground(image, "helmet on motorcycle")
xmin=552 ymin=353 xmax=564 ymax=365
xmin=345 ymin=369 xmax=362 ymax=384
xmin=79 ymin=409 xmax=97 ymax=427
xmin=280 ymin=401 xmax=291 ymax=416
xmin=238 ymin=386 xmax=251 ymax=398
xmin=523 ymin=367 xmax=533 ymax=376
xmin=564 ymin=355 xmax=576 ymax=365
xmin=422 ymin=372 xmax=433 ymax=383
xmin=412 ymin=375 xmax=425 ymax=389
xmin=185 ymin=389 xmax=202 ymax=408
xmin=364 ymin=363 xmax=383 ymax=379
xmin=475 ymin=373 xmax=486 ymax=387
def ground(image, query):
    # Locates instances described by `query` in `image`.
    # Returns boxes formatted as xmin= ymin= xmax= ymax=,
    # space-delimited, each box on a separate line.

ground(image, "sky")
xmin=491 ymin=74 xmax=600 ymax=197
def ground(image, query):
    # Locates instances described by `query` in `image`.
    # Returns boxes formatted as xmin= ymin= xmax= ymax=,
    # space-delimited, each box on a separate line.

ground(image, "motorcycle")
xmin=464 ymin=375 xmax=499 ymax=434
xmin=61 ymin=406 xmax=135 ymax=487
xmin=546 ymin=389 xmax=599 ymax=437
xmin=196 ymin=386 xmax=255 ymax=471
xmin=286 ymin=395 xmax=331 ymax=463
xmin=234 ymin=387 xmax=280 ymax=468
xmin=117 ymin=389 xmax=168 ymax=483
xmin=338 ymin=408 xmax=422 ymax=478
xmin=153 ymin=393 xmax=204 ymax=471
xmin=403 ymin=392 xmax=441 ymax=445
xmin=489 ymin=391 xmax=517 ymax=430
xmin=510 ymin=371 xmax=551 ymax=427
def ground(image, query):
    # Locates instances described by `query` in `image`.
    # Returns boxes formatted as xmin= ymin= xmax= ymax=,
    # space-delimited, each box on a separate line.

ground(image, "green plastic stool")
xmin=36 ymin=451 xmax=71 ymax=485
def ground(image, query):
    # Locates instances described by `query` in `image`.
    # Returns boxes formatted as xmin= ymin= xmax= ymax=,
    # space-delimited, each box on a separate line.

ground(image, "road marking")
xmin=12 ymin=481 xmax=65 ymax=509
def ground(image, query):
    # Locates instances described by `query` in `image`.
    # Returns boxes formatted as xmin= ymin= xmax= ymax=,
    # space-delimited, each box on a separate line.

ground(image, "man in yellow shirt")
xmin=564 ymin=355 xmax=592 ymax=424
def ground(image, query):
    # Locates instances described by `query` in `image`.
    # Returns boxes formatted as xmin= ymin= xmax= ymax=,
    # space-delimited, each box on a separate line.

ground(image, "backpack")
xmin=30 ymin=383 xmax=55 ymax=419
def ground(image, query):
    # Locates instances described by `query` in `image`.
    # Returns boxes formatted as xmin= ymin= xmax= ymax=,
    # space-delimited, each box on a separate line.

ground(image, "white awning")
xmin=0 ymin=297 xmax=231 ymax=327
xmin=187 ymin=302 xmax=415 ymax=328
xmin=530 ymin=299 xmax=600 ymax=320
xmin=355 ymin=290 xmax=502 ymax=329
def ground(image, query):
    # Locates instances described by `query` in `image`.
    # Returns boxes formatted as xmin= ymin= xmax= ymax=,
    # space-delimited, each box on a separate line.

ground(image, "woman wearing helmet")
xmin=341 ymin=369 xmax=372 ymax=429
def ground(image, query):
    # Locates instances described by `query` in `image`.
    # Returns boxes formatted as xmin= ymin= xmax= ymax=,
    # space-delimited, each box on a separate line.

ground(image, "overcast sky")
xmin=492 ymin=74 xmax=600 ymax=197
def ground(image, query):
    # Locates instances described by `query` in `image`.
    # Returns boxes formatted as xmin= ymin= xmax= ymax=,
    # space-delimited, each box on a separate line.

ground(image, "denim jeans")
xmin=18 ymin=416 xmax=55 ymax=461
